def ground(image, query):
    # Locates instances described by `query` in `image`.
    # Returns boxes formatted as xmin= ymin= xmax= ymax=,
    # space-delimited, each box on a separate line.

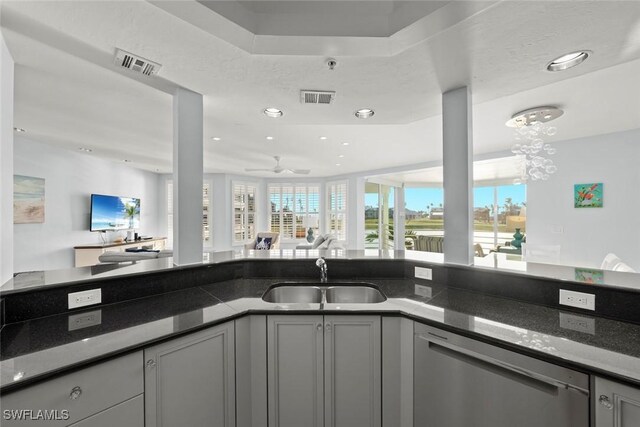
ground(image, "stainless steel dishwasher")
xmin=414 ymin=323 xmax=589 ymax=427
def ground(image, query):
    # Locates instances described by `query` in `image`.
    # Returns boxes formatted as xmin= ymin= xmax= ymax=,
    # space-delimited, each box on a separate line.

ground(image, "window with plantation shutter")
xmin=269 ymin=183 xmax=320 ymax=241
xmin=233 ymin=181 xmax=257 ymax=244
xmin=327 ymin=181 xmax=348 ymax=241
xmin=167 ymin=180 xmax=211 ymax=248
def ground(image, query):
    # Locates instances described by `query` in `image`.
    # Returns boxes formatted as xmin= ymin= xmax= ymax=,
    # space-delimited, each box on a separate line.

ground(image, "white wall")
xmin=0 ymin=30 xmax=14 ymax=283
xmin=13 ymin=137 xmax=161 ymax=272
xmin=527 ymin=129 xmax=640 ymax=270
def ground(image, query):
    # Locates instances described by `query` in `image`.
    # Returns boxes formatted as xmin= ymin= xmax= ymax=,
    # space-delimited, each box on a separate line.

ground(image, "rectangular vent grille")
xmin=300 ymin=90 xmax=336 ymax=105
xmin=114 ymin=48 xmax=162 ymax=77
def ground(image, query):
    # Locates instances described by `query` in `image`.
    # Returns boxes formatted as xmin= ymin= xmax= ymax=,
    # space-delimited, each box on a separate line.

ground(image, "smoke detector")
xmin=114 ymin=48 xmax=161 ymax=77
xmin=300 ymin=90 xmax=336 ymax=105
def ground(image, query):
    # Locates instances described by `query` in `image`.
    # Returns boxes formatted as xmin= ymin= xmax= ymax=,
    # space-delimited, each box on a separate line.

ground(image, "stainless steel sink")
xmin=325 ymin=286 xmax=386 ymax=304
xmin=261 ymin=282 xmax=387 ymax=304
xmin=262 ymin=285 xmax=323 ymax=303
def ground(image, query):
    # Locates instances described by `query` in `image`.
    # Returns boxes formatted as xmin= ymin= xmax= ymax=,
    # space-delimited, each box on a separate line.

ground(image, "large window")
xmin=233 ymin=181 xmax=257 ymax=244
xmin=167 ymin=180 xmax=211 ymax=247
xmin=269 ymin=184 xmax=320 ymax=241
xmin=326 ymin=181 xmax=348 ymax=241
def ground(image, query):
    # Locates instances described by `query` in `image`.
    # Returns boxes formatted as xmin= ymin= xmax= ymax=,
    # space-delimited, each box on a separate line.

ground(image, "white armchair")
xmin=244 ymin=232 xmax=280 ymax=250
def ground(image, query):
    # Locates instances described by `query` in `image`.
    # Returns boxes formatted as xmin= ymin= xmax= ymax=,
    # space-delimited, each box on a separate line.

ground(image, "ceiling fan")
xmin=245 ymin=156 xmax=310 ymax=175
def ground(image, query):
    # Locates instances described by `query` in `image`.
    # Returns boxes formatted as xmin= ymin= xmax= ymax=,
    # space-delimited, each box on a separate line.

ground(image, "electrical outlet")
xmin=68 ymin=310 xmax=102 ymax=331
xmin=559 ymin=289 xmax=595 ymax=311
xmin=415 ymin=267 xmax=432 ymax=280
xmin=414 ymin=284 xmax=432 ymax=298
xmin=68 ymin=289 xmax=102 ymax=309
xmin=559 ymin=312 xmax=595 ymax=335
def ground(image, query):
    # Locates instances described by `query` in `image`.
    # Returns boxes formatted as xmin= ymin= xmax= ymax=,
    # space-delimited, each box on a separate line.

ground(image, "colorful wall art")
xmin=574 ymin=183 xmax=603 ymax=208
xmin=14 ymin=175 xmax=45 ymax=224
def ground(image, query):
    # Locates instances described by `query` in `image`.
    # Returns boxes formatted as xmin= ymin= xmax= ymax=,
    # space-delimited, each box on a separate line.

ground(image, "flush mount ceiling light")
xmin=211 ymin=137 xmax=221 ymax=141
xmin=546 ymin=51 xmax=590 ymax=72
xmin=13 ymin=127 xmax=25 ymax=132
xmin=355 ymin=108 xmax=374 ymax=119
xmin=263 ymin=107 xmax=283 ymax=118
xmin=505 ymin=106 xmax=563 ymax=128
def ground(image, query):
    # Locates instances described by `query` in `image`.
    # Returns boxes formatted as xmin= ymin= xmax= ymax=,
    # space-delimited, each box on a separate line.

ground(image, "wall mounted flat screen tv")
xmin=90 ymin=194 xmax=140 ymax=231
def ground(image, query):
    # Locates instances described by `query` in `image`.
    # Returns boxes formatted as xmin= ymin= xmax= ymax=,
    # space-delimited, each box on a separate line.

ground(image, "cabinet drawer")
xmin=2 ymin=351 xmax=143 ymax=427
xmin=68 ymin=394 xmax=144 ymax=427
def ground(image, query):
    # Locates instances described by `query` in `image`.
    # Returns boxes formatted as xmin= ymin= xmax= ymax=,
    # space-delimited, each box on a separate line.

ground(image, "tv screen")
xmin=90 ymin=194 xmax=140 ymax=231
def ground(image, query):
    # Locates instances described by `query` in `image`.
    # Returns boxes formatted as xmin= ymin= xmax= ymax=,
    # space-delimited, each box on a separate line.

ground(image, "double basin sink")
xmin=262 ymin=282 xmax=386 ymax=304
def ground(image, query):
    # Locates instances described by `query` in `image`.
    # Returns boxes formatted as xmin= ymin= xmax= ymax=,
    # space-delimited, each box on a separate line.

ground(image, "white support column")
xmin=172 ymin=87 xmax=203 ymax=265
xmin=442 ymin=86 xmax=473 ymax=265
xmin=394 ymin=184 xmax=405 ymax=251
xmin=0 ymin=34 xmax=14 ymax=283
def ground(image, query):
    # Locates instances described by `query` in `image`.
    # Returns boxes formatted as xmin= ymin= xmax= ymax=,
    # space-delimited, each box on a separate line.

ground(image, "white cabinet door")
xmin=68 ymin=395 xmax=144 ymax=427
xmin=267 ymin=315 xmax=324 ymax=427
xmin=145 ymin=321 xmax=235 ymax=427
xmin=595 ymin=377 xmax=640 ymax=427
xmin=324 ymin=315 xmax=381 ymax=427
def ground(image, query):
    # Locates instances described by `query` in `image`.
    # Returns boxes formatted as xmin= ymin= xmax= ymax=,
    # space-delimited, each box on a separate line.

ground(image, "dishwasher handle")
xmin=417 ymin=334 xmax=589 ymax=396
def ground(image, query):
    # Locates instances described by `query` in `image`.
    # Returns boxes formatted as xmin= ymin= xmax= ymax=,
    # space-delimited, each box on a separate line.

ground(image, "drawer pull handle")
xmin=599 ymin=395 xmax=613 ymax=410
xmin=146 ymin=359 xmax=157 ymax=369
xmin=69 ymin=386 xmax=82 ymax=400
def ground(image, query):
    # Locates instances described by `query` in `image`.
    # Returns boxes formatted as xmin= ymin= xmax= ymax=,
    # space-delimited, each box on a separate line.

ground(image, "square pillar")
xmin=442 ymin=87 xmax=473 ymax=265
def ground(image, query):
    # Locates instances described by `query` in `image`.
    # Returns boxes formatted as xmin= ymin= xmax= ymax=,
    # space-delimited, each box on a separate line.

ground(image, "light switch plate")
xmin=68 ymin=289 xmax=102 ymax=309
xmin=415 ymin=267 xmax=432 ymax=280
xmin=559 ymin=312 xmax=595 ymax=335
xmin=559 ymin=289 xmax=595 ymax=311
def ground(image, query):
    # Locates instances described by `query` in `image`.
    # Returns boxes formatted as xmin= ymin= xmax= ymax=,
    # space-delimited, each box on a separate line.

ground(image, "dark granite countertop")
xmin=2 ymin=277 xmax=640 ymax=393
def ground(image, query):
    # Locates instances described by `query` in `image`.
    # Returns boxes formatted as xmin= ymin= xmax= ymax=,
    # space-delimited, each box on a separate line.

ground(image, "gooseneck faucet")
xmin=316 ymin=258 xmax=328 ymax=283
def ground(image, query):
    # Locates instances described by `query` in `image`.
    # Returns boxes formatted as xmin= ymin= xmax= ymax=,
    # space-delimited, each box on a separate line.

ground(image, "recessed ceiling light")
xmin=13 ymin=127 xmax=25 ymax=132
xmin=342 ymin=142 xmax=350 ymax=146
xmin=319 ymin=136 xmax=328 ymax=140
xmin=78 ymin=147 xmax=92 ymax=153
xmin=338 ymin=154 xmax=344 ymax=158
xmin=546 ymin=51 xmax=590 ymax=72
xmin=336 ymin=163 xmax=341 ymax=166
xmin=355 ymin=108 xmax=374 ymax=119
xmin=264 ymin=107 xmax=283 ymax=118
xmin=211 ymin=137 xmax=221 ymax=141
xmin=266 ymin=136 xmax=274 ymax=140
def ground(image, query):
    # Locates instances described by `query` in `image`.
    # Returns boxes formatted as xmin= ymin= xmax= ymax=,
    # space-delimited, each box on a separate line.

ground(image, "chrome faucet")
xmin=316 ymin=258 xmax=328 ymax=283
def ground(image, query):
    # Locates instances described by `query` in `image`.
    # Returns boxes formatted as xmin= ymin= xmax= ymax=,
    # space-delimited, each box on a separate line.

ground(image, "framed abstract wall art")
xmin=574 ymin=183 xmax=603 ymax=208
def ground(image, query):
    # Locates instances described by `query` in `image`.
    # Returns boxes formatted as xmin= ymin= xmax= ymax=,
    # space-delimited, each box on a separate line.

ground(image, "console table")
xmin=74 ymin=237 xmax=168 ymax=267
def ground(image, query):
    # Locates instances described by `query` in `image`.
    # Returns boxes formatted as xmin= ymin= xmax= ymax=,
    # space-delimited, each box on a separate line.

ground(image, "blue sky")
xmin=365 ymin=185 xmax=526 ymax=211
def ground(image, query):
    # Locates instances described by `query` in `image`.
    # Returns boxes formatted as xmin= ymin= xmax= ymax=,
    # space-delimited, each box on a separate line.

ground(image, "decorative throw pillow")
xmin=311 ymin=235 xmax=325 ymax=249
xmin=255 ymin=237 xmax=273 ymax=250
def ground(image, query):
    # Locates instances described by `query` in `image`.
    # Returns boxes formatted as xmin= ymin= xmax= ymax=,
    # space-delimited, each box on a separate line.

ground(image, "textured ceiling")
xmin=2 ymin=0 xmax=640 ymax=177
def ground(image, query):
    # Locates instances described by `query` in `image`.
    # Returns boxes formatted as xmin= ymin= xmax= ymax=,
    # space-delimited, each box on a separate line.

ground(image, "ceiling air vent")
xmin=300 ymin=90 xmax=336 ymax=105
xmin=114 ymin=48 xmax=162 ymax=77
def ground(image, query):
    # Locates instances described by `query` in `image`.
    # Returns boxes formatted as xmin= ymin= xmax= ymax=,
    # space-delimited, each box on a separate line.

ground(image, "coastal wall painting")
xmin=574 ymin=267 xmax=604 ymax=285
xmin=574 ymin=183 xmax=603 ymax=208
xmin=14 ymin=175 xmax=45 ymax=224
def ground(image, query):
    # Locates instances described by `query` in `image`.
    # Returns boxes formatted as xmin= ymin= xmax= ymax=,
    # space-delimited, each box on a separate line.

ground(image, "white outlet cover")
xmin=559 ymin=289 xmax=595 ymax=311
xmin=68 ymin=289 xmax=102 ymax=309
xmin=415 ymin=267 xmax=432 ymax=280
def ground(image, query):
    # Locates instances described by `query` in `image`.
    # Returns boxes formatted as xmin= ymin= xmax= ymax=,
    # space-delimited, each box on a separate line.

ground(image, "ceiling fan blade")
xmin=290 ymin=169 xmax=311 ymax=175
xmin=245 ymin=168 xmax=274 ymax=172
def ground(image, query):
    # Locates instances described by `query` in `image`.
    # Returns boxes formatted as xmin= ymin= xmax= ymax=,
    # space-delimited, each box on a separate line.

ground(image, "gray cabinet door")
xmin=595 ymin=377 xmax=640 ymax=427
xmin=145 ymin=321 xmax=235 ymax=427
xmin=68 ymin=395 xmax=144 ymax=427
xmin=324 ymin=315 xmax=381 ymax=427
xmin=267 ymin=315 xmax=324 ymax=427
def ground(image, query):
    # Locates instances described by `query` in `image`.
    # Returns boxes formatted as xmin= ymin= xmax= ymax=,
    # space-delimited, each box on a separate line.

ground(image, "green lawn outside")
xmin=365 ymin=218 xmax=510 ymax=232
